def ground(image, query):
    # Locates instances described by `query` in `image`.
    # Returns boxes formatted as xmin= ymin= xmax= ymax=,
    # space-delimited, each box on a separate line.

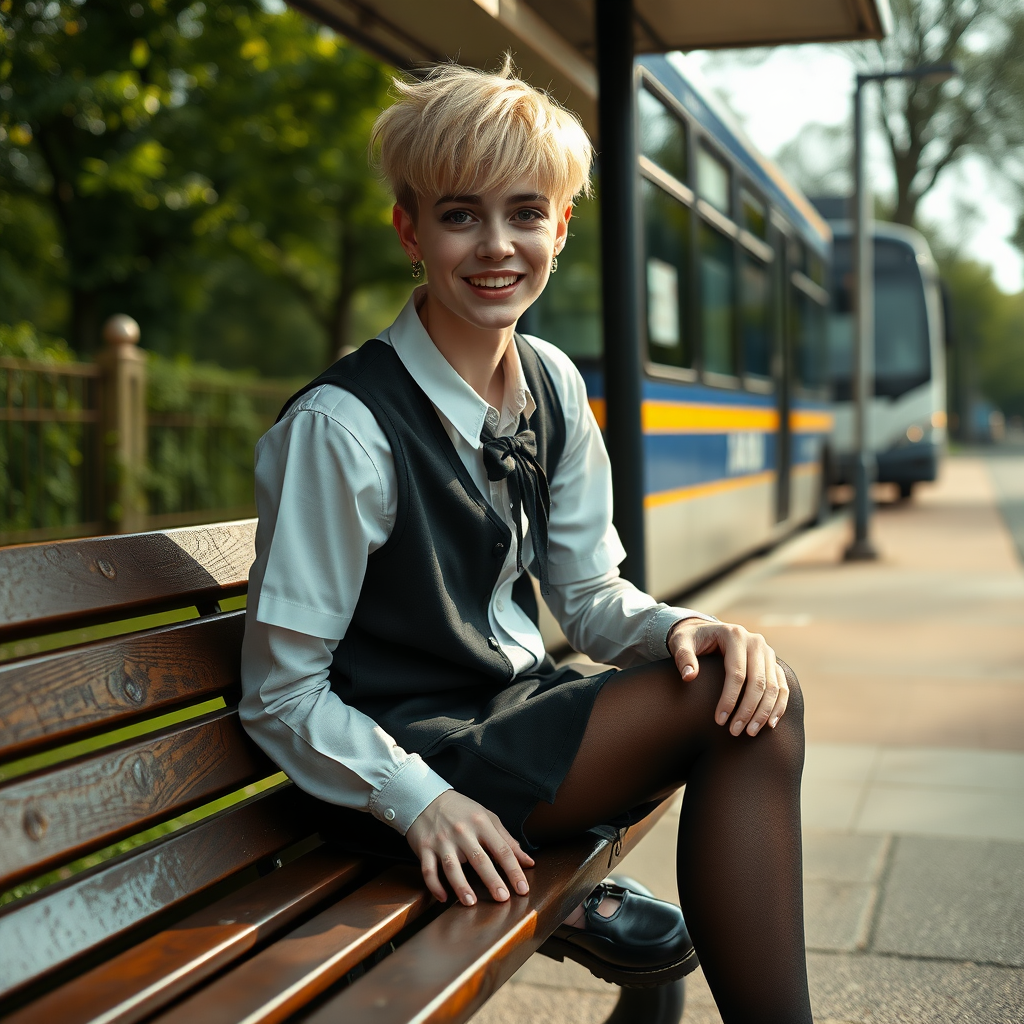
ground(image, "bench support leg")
xmin=602 ymin=981 xmax=684 ymax=1024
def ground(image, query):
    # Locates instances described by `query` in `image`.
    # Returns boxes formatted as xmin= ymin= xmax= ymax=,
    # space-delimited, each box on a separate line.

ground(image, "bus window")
xmin=699 ymin=222 xmax=736 ymax=375
xmin=643 ymin=179 xmax=692 ymax=369
xmin=741 ymin=255 xmax=771 ymax=378
xmin=697 ymin=145 xmax=730 ymax=216
xmin=828 ymin=237 xmax=930 ymax=400
xmin=530 ymin=188 xmax=602 ymax=358
xmin=638 ymin=85 xmax=688 ymax=185
xmin=793 ymin=286 xmax=827 ymax=390
xmin=741 ymin=189 xmax=767 ymax=240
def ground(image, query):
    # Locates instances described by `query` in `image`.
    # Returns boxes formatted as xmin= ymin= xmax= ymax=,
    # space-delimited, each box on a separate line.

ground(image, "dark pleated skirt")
xmin=311 ymin=658 xmax=616 ymax=856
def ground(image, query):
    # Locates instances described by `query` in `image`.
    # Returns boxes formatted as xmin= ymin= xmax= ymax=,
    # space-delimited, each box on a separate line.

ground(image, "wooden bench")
xmin=0 ymin=521 xmax=685 ymax=1024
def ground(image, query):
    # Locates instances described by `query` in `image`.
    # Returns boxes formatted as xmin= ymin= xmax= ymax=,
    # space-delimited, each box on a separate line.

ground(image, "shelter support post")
xmin=596 ymin=0 xmax=646 ymax=590
xmin=845 ymin=75 xmax=878 ymax=561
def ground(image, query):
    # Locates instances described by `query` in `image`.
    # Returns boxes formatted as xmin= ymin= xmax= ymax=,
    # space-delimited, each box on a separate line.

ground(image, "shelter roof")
xmin=288 ymin=0 xmax=891 ymax=133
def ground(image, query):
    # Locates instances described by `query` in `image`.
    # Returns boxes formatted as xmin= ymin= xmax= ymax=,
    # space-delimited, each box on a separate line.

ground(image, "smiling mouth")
xmin=465 ymin=273 xmax=524 ymax=290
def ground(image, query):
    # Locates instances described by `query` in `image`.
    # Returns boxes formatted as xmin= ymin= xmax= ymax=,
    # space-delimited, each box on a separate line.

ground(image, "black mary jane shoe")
xmin=538 ymin=877 xmax=699 ymax=988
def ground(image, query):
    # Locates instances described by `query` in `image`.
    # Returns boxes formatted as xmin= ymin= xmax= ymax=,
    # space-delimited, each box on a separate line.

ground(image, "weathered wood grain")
xmin=0 ymin=706 xmax=275 ymax=890
xmin=0 ymin=520 xmax=256 ymax=642
xmin=0 ymin=784 xmax=312 ymax=1002
xmin=150 ymin=866 xmax=432 ymax=1024
xmin=0 ymin=612 xmax=244 ymax=762
xmin=305 ymin=801 xmax=671 ymax=1024
xmin=2 ymin=846 xmax=363 ymax=1024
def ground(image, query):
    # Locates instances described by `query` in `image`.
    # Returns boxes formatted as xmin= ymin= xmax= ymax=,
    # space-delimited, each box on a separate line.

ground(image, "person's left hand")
xmin=667 ymin=618 xmax=790 ymax=737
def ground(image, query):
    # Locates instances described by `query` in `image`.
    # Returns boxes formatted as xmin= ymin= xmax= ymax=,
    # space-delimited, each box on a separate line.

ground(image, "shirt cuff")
xmin=368 ymin=754 xmax=453 ymax=834
xmin=646 ymin=606 xmax=719 ymax=660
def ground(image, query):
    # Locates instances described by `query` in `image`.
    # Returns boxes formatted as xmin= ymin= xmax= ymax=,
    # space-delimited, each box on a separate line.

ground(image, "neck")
xmin=418 ymin=290 xmax=514 ymax=410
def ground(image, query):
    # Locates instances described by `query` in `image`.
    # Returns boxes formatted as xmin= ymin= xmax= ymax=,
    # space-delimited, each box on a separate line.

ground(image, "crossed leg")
xmin=526 ymin=655 xmax=812 ymax=1024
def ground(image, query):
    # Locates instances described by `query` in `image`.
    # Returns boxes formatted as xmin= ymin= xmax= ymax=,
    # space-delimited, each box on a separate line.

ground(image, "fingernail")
xmin=770 ymin=716 xmax=779 ymax=728
xmin=497 ymin=887 xmax=509 ymax=901
xmin=464 ymin=893 xmax=476 ymax=906
xmin=682 ymin=665 xmax=694 ymax=679
xmin=517 ymin=880 xmax=529 ymax=894
xmin=717 ymin=712 xmax=728 ymax=725
xmin=731 ymin=720 xmax=744 ymax=735
xmin=748 ymin=721 xmax=760 ymax=735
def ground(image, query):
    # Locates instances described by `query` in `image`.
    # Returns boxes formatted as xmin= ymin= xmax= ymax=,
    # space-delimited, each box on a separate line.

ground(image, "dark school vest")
xmin=276 ymin=335 xmax=566 ymax=718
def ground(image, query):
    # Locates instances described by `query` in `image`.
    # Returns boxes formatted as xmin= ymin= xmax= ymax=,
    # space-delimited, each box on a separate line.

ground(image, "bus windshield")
xmin=828 ymin=237 xmax=930 ymax=400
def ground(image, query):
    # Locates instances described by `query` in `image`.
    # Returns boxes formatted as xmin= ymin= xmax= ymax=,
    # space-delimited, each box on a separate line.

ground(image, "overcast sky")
xmin=681 ymin=46 xmax=1023 ymax=294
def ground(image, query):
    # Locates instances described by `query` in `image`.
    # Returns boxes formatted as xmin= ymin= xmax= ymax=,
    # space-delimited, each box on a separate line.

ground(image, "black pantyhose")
xmin=525 ymin=655 xmax=811 ymax=1024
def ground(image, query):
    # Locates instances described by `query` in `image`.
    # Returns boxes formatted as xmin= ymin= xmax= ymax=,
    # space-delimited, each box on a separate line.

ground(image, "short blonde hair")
xmin=371 ymin=57 xmax=593 ymax=217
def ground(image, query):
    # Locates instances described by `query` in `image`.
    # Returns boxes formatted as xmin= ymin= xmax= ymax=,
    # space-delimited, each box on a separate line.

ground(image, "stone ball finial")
xmin=102 ymin=314 xmax=141 ymax=347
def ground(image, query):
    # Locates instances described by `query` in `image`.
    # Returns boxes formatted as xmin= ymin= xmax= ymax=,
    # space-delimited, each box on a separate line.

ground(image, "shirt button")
xmin=492 ymin=541 xmax=506 ymax=557
xmin=383 ymin=808 xmax=396 ymax=822
xmin=496 ymin=599 xmax=505 ymax=612
xmin=487 ymin=637 xmax=500 ymax=651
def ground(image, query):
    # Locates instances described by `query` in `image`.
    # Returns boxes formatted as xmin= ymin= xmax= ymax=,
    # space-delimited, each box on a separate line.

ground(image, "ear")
xmin=393 ymin=203 xmax=420 ymax=260
xmin=553 ymin=202 xmax=573 ymax=256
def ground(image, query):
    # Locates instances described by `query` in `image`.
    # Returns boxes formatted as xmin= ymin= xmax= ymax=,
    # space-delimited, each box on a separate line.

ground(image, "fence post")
xmin=97 ymin=315 xmax=148 ymax=533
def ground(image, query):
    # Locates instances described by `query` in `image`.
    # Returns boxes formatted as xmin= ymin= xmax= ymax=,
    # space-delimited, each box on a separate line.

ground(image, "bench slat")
xmin=307 ymin=803 xmax=670 ymax=1024
xmin=0 ymin=521 xmax=255 ymax=642
xmin=0 ymin=612 xmax=244 ymax=763
xmin=149 ymin=866 xmax=432 ymax=1024
xmin=0 ymin=784 xmax=311 ymax=1003
xmin=0 ymin=707 xmax=275 ymax=890
xmin=2 ymin=846 xmax=363 ymax=1024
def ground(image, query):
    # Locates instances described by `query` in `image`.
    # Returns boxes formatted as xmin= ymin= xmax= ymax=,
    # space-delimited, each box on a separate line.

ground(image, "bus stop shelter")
xmin=286 ymin=0 xmax=891 ymax=589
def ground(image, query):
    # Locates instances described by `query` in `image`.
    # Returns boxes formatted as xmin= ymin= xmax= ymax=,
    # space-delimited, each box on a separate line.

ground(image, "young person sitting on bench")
xmin=241 ymin=58 xmax=812 ymax=1024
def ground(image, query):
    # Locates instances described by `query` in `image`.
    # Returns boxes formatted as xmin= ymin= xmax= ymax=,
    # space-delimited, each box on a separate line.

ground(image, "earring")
xmin=550 ymin=255 xmax=558 ymax=274
xmin=411 ymin=258 xmax=423 ymax=280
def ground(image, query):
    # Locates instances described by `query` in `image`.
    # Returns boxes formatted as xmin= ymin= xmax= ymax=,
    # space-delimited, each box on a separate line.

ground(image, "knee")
xmin=777 ymin=658 xmax=804 ymax=728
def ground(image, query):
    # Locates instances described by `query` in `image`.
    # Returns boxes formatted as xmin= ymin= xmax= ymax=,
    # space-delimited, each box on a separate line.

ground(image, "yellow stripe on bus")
xmin=790 ymin=410 xmax=834 ymax=433
xmin=589 ymin=399 xmax=832 ymax=435
xmin=644 ymin=470 xmax=776 ymax=509
xmin=589 ymin=399 xmax=778 ymax=433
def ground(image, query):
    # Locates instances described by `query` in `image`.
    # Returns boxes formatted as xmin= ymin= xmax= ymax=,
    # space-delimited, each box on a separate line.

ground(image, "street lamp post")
xmin=844 ymin=63 xmax=957 ymax=562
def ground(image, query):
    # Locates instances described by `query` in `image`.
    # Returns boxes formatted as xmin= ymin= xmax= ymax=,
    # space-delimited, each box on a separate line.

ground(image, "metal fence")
xmin=0 ymin=356 xmax=103 ymax=545
xmin=0 ymin=320 xmax=298 ymax=546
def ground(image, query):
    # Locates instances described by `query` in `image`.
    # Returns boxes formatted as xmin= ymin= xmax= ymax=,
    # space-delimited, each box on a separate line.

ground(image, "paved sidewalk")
xmin=471 ymin=455 xmax=1024 ymax=1023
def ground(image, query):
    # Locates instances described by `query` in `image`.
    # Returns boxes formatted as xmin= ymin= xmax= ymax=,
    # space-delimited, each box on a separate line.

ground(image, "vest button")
xmin=487 ymin=637 xmax=500 ymax=651
xmin=492 ymin=541 xmax=506 ymax=557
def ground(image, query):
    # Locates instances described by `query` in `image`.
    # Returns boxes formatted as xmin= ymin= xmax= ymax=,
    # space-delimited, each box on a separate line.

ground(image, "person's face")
xmin=394 ymin=176 xmax=572 ymax=335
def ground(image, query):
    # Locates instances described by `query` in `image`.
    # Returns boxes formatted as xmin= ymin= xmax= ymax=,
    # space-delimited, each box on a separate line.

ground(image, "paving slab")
xmin=873 ymin=835 xmax=1024 ymax=967
xmin=804 ymin=832 xmax=890 ymax=884
xmin=804 ymin=879 xmax=878 ymax=952
xmin=857 ymin=785 xmax=1024 ymax=842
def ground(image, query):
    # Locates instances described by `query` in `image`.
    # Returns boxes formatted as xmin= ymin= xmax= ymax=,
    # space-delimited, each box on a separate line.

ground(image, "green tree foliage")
xmin=937 ymin=252 xmax=1024 ymax=420
xmin=0 ymin=0 xmax=410 ymax=372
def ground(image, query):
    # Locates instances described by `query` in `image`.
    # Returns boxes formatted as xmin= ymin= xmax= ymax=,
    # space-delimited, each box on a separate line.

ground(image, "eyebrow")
xmin=433 ymin=192 xmax=551 ymax=207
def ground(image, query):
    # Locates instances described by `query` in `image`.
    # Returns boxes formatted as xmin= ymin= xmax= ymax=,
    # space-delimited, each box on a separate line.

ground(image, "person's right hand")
xmin=405 ymin=790 xmax=535 ymax=906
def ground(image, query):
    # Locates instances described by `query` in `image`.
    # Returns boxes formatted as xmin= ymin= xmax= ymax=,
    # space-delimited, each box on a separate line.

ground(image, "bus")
xmin=824 ymin=222 xmax=946 ymax=499
xmin=526 ymin=54 xmax=834 ymax=599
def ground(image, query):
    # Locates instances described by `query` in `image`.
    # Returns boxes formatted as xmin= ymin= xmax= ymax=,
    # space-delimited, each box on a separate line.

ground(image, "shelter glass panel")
xmin=643 ymin=179 xmax=692 ymax=369
xmin=699 ymin=222 xmax=736 ymax=375
xmin=741 ymin=255 xmax=771 ymax=378
xmin=697 ymin=145 xmax=730 ymax=215
xmin=638 ymin=86 xmax=688 ymax=184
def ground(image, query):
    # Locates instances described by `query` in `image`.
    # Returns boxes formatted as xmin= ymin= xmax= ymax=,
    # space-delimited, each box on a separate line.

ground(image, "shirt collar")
xmin=380 ymin=288 xmax=536 ymax=449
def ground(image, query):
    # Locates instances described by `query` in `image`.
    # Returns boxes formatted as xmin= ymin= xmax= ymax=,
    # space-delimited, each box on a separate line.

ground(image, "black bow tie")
xmin=481 ymin=424 xmax=551 ymax=595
